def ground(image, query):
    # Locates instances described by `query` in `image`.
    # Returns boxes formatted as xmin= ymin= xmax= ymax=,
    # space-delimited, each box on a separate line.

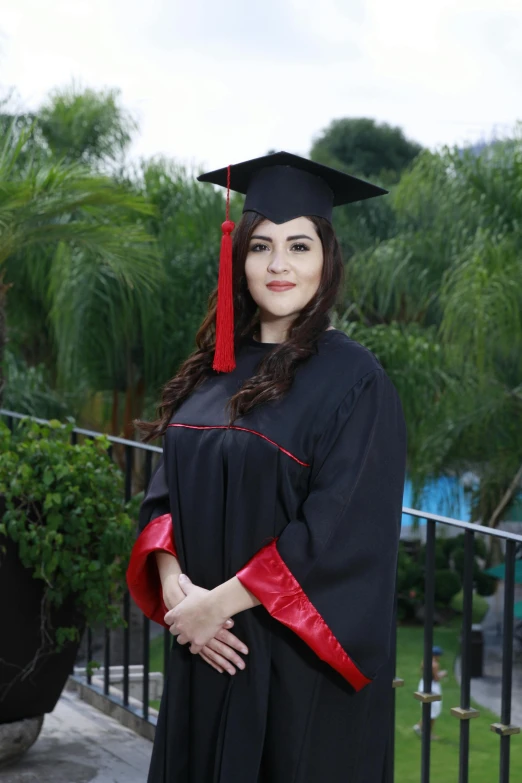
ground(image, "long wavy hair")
xmin=137 ymin=210 xmax=344 ymax=441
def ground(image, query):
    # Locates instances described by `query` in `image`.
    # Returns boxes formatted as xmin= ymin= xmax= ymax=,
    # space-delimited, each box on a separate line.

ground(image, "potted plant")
xmin=0 ymin=418 xmax=134 ymax=724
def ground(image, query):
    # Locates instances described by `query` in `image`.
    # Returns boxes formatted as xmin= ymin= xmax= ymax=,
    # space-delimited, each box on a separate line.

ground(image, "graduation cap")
xmin=197 ymin=151 xmax=387 ymax=373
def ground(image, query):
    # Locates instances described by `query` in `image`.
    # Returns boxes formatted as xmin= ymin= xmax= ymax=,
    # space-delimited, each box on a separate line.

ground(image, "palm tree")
xmin=37 ymin=84 xmax=137 ymax=169
xmin=0 ymin=123 xmax=161 ymax=411
xmin=2 ymin=88 xmax=230 ymax=436
xmin=38 ymin=157 xmax=233 ymax=437
xmin=337 ymin=133 xmax=522 ymax=543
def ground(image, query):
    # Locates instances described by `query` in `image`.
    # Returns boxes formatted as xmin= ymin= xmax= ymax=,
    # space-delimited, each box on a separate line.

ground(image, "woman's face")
xmin=244 ymin=216 xmax=324 ymax=323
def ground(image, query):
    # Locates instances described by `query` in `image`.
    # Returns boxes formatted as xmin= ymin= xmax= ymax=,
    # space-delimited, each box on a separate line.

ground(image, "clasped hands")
xmin=164 ymin=574 xmax=248 ymax=676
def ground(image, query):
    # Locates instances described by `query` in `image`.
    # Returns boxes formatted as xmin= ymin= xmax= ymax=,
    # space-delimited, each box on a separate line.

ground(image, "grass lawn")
xmin=149 ymin=634 xmax=167 ymax=711
xmin=149 ymin=634 xmax=165 ymax=677
xmin=149 ymin=619 xmax=521 ymax=781
xmin=395 ymin=617 xmax=521 ymax=782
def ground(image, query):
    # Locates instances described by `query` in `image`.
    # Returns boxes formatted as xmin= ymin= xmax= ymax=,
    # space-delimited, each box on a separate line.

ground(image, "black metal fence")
xmin=2 ymin=409 xmax=521 ymax=782
xmin=396 ymin=508 xmax=521 ymax=783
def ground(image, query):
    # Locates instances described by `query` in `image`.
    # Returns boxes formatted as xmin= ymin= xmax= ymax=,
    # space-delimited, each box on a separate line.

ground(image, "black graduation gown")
xmin=127 ymin=329 xmax=407 ymax=783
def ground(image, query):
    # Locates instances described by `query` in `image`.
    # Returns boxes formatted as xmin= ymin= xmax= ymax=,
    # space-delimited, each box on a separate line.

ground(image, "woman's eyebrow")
xmin=250 ymin=234 xmax=315 ymax=242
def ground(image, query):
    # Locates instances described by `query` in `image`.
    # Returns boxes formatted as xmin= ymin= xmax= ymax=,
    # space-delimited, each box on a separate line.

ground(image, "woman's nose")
xmin=268 ymin=250 xmax=288 ymax=273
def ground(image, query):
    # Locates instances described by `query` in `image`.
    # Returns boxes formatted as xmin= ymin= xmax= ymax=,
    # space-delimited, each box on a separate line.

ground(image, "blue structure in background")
xmin=402 ymin=475 xmax=472 ymax=529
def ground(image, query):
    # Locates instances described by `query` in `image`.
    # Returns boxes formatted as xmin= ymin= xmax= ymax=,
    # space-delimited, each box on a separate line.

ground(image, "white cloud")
xmin=1 ymin=0 xmax=521 ymax=169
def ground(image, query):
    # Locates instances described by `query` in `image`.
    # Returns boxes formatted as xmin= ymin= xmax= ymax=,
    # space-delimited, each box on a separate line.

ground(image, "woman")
xmin=127 ymin=152 xmax=407 ymax=783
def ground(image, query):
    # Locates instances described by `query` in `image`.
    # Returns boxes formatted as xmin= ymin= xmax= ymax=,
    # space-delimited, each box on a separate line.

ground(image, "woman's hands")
xmin=164 ymin=575 xmax=249 ymax=675
xmin=161 ymin=573 xmax=186 ymax=614
xmin=165 ymin=575 xmax=229 ymax=652
xmin=199 ymin=627 xmax=248 ymax=675
xmin=156 ymin=552 xmax=248 ymax=675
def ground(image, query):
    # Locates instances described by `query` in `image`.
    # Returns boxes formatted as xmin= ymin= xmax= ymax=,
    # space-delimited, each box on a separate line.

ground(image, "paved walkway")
xmin=455 ymin=582 xmax=522 ymax=727
xmin=0 ymin=690 xmax=152 ymax=783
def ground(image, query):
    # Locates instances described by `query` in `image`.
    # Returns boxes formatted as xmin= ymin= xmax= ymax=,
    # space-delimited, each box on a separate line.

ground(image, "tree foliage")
xmin=311 ymin=117 xmax=423 ymax=183
xmin=38 ymin=85 xmax=137 ymax=167
xmin=135 ymin=158 xmax=237 ymax=403
xmin=0 ymin=114 xmax=160 ymax=423
xmin=313 ymin=118 xmax=422 ymax=261
xmin=339 ymin=132 xmax=522 ymax=533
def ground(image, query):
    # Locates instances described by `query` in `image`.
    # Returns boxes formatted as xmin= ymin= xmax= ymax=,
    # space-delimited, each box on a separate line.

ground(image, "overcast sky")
xmin=1 ymin=0 xmax=521 ymax=171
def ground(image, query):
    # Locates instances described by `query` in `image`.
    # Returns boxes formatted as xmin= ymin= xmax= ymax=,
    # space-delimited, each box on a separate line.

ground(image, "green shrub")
xmin=0 ymin=419 xmax=135 ymax=646
xmin=475 ymin=570 xmax=497 ymax=597
xmin=474 ymin=537 xmax=488 ymax=559
xmin=434 ymin=568 xmax=462 ymax=605
xmin=444 ymin=533 xmax=487 ymax=561
xmin=451 ymin=547 xmax=485 ymax=581
xmin=397 ymin=537 xmax=494 ymax=617
xmin=450 ymin=589 xmax=489 ymax=623
xmin=418 ymin=540 xmax=449 ymax=570
xmin=397 ymin=557 xmax=424 ymax=594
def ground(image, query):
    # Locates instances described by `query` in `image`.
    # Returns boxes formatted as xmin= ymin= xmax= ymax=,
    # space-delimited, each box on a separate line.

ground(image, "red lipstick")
xmin=266 ymin=282 xmax=296 ymax=291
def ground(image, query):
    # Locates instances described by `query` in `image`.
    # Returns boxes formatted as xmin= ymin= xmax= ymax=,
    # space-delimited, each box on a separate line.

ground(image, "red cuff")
xmin=126 ymin=513 xmax=177 ymax=627
xmin=236 ymin=540 xmax=372 ymax=692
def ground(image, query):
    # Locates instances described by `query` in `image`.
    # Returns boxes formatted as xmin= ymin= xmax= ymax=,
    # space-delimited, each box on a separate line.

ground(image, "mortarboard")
xmin=197 ymin=151 xmax=387 ymax=372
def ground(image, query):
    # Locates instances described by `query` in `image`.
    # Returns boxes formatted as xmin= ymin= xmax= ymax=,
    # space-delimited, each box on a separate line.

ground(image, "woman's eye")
xmin=250 ymin=243 xmax=269 ymax=252
xmin=291 ymin=243 xmax=309 ymax=252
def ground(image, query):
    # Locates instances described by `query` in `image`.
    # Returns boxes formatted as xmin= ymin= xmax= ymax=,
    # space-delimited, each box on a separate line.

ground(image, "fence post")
xmin=450 ymin=529 xmax=480 ymax=783
xmin=413 ymin=518 xmax=439 ymax=783
xmin=490 ymin=539 xmax=520 ymax=782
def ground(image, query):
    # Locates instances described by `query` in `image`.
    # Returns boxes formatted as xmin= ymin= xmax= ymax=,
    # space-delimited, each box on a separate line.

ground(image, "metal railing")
xmin=398 ymin=508 xmax=521 ymax=783
xmin=2 ymin=409 xmax=521 ymax=782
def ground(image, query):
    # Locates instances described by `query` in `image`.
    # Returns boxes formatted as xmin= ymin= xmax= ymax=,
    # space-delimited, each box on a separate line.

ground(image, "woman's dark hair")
xmin=137 ymin=211 xmax=344 ymax=441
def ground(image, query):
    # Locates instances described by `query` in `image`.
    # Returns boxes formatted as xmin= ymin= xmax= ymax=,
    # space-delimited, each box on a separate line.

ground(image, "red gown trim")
xmin=236 ymin=540 xmax=372 ymax=692
xmin=126 ymin=513 xmax=177 ymax=628
xmin=168 ymin=423 xmax=310 ymax=467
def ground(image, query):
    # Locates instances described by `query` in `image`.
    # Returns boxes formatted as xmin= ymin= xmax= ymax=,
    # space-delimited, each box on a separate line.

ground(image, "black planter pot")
xmin=0 ymin=535 xmax=84 ymax=723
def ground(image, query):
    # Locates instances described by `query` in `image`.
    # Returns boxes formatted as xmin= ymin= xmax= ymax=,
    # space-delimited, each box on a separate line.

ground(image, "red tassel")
xmin=213 ymin=164 xmax=236 ymax=373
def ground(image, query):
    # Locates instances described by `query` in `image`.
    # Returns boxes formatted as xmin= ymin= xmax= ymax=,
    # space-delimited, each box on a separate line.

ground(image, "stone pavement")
xmin=454 ymin=582 xmax=522 ymax=727
xmin=0 ymin=689 xmax=152 ymax=783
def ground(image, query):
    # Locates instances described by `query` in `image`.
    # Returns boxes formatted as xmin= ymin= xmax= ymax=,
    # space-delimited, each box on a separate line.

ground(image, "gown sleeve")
xmin=236 ymin=369 xmax=407 ymax=692
xmin=126 ymin=454 xmax=178 ymax=627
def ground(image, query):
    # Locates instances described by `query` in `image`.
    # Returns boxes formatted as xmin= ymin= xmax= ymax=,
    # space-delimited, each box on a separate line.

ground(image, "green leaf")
xmin=0 ymin=419 xmax=135 ymax=640
xmin=42 ymin=467 xmax=54 ymax=487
